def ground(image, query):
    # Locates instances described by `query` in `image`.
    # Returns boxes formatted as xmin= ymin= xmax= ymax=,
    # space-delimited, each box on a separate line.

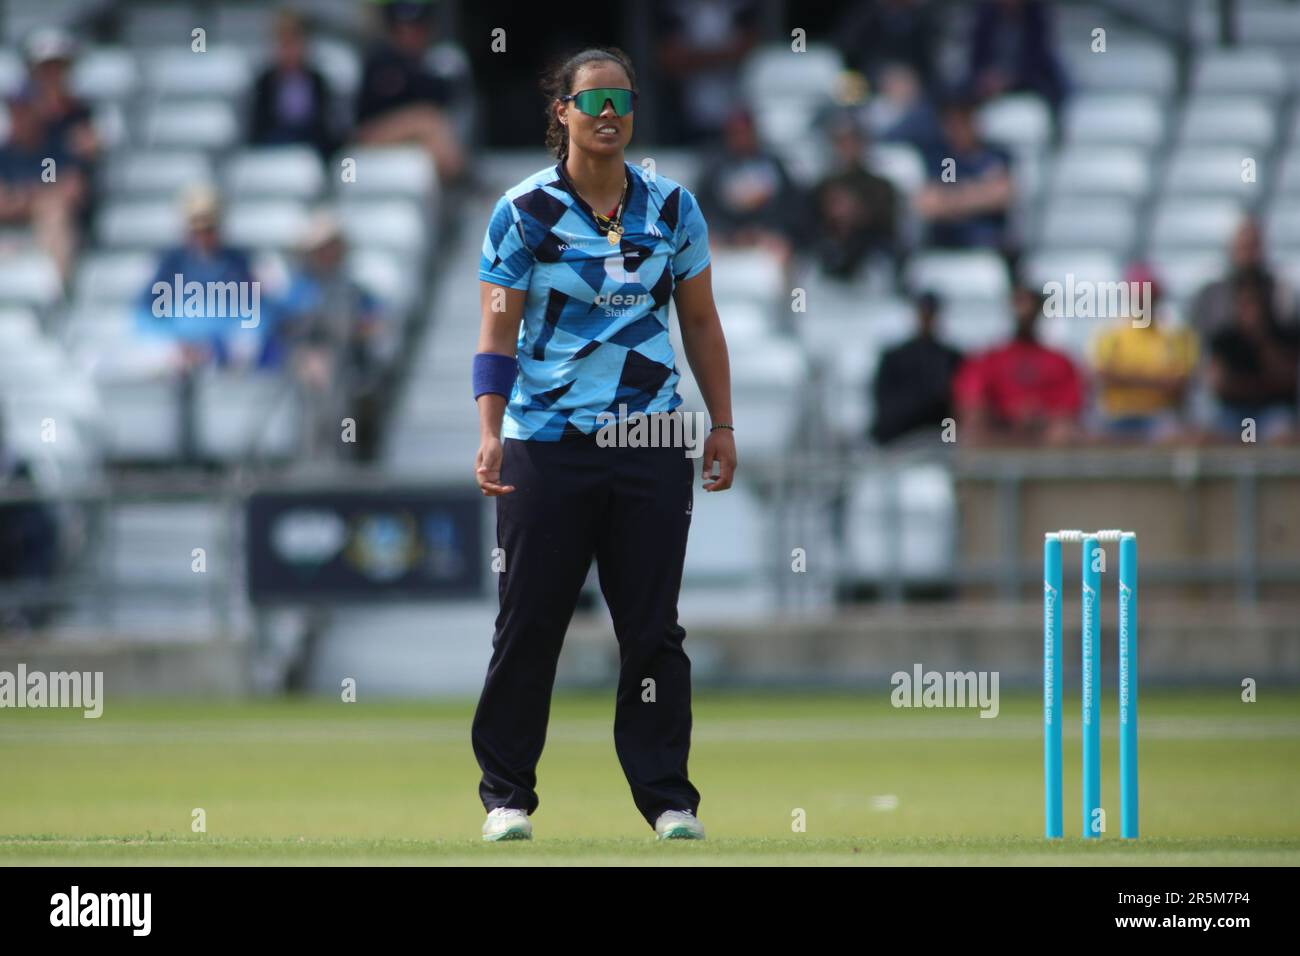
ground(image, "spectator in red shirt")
xmin=953 ymin=285 xmax=1083 ymax=445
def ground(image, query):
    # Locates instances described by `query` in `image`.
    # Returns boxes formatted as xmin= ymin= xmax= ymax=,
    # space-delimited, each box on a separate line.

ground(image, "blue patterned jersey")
xmin=478 ymin=161 xmax=711 ymax=441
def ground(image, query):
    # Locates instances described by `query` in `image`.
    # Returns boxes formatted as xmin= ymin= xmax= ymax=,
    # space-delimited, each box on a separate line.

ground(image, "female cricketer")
xmin=470 ymin=47 xmax=736 ymax=841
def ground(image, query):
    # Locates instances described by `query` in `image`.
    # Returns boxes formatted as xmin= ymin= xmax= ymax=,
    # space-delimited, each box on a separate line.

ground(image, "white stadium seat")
xmin=1238 ymin=2 xmax=1300 ymax=44
xmin=1050 ymin=146 xmax=1151 ymax=200
xmin=143 ymin=100 xmax=240 ymax=150
xmin=99 ymin=379 xmax=183 ymax=460
xmin=1264 ymin=200 xmax=1300 ymax=247
xmin=214 ymin=5 xmax=276 ymax=46
xmin=741 ymin=43 xmax=843 ymax=101
xmin=1178 ymin=96 xmax=1277 ymax=149
xmin=709 ymin=248 xmax=785 ymax=308
xmin=0 ymin=307 xmax=40 ymax=344
xmin=0 ymin=48 xmax=24 ymax=97
xmin=1022 ymin=249 xmax=1124 ymax=289
xmin=845 ymin=464 xmax=956 ymax=584
xmin=906 ymin=251 xmax=1009 ymax=301
xmin=108 ymin=151 xmax=214 ymax=197
xmin=142 ymin=46 xmax=251 ymax=98
xmin=348 ymin=249 xmax=421 ymax=316
xmin=1277 ymin=151 xmax=1300 ymax=194
xmin=683 ymin=481 xmax=766 ymax=580
xmin=96 ymin=201 xmax=184 ymax=249
xmin=74 ymin=252 xmax=158 ymax=306
xmin=941 ymin=301 xmax=1011 ymax=352
xmin=1064 ymin=41 xmax=1176 ymax=96
xmin=1062 ymin=93 xmax=1165 ymax=148
xmin=1146 ymin=249 xmax=1225 ymax=303
xmin=871 ymin=142 xmax=926 ymax=196
xmin=311 ymin=37 xmax=363 ymax=98
xmin=195 ymin=372 xmax=301 ymax=460
xmin=0 ymin=250 xmax=62 ymax=308
xmin=222 ymin=200 xmax=311 ymax=250
xmin=1149 ymin=197 xmax=1244 ymax=250
xmin=1163 ymin=147 xmax=1261 ymax=198
xmin=1036 ymin=198 xmax=1138 ymax=255
xmin=224 ymin=147 xmax=326 ymax=200
xmin=978 ymin=93 xmax=1053 ymax=151
xmin=716 ymin=301 xmax=775 ymax=351
xmin=343 ymin=147 xmax=437 ymax=198
xmin=337 ymin=199 xmax=428 ymax=257
xmin=70 ymin=47 xmax=138 ymax=102
xmin=1192 ymin=48 xmax=1289 ymax=97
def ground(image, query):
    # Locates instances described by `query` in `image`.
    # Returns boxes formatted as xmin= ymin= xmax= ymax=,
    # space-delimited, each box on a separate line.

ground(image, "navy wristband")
xmin=472 ymin=352 xmax=518 ymax=400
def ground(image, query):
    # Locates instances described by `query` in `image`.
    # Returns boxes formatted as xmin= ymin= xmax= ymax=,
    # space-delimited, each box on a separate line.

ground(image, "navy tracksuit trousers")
xmin=471 ymin=431 xmax=701 ymax=827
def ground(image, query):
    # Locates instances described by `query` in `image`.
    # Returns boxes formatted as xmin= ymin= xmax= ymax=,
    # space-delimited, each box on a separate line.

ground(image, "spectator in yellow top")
xmin=1090 ymin=264 xmax=1197 ymax=442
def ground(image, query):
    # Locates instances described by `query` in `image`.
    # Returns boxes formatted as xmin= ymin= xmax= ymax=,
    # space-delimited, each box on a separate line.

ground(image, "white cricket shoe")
xmin=482 ymin=807 xmax=532 ymax=842
xmin=654 ymin=809 xmax=705 ymax=840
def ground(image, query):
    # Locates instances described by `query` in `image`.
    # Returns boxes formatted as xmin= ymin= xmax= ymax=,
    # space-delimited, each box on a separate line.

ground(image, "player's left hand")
xmin=701 ymin=428 xmax=736 ymax=492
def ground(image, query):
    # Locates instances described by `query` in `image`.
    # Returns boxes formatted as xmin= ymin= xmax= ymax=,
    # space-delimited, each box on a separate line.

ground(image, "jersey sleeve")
xmin=672 ymin=187 xmax=711 ymax=283
xmin=479 ymin=194 xmax=534 ymax=289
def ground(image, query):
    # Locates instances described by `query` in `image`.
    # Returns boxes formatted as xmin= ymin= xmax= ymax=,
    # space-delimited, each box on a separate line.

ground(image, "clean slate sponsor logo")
xmin=50 ymin=886 xmax=151 ymax=936
xmin=890 ymin=664 xmax=1000 ymax=718
xmin=0 ymin=665 xmax=102 ymax=718
xmin=593 ymin=291 xmax=651 ymax=308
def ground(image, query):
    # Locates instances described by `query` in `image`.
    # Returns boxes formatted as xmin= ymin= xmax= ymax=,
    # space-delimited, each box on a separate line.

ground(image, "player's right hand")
xmin=475 ymin=437 xmax=516 ymax=496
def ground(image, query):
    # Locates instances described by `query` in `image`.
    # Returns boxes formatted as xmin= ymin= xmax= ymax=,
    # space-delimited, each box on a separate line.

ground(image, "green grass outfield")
xmin=1 ymin=690 xmax=1297 ymax=865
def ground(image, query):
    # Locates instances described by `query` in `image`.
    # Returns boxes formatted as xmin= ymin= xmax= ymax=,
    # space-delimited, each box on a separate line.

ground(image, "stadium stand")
xmin=1 ymin=0 xmax=1298 ymax=690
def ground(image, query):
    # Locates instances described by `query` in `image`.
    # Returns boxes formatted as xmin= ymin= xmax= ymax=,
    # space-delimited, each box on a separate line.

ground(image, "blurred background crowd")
xmin=1 ymin=0 xmax=1298 ymax=692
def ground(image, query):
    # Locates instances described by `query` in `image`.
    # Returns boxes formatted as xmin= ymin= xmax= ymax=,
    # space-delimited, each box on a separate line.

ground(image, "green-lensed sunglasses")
xmin=561 ymin=87 xmax=637 ymax=117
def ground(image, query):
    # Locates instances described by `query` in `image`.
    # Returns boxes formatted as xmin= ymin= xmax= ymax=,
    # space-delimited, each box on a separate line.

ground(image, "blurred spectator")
xmin=1190 ymin=218 xmax=1299 ymax=339
xmin=24 ymin=28 xmax=99 ymax=166
xmin=916 ymin=96 xmax=1013 ymax=251
xmin=136 ymin=187 xmax=281 ymax=462
xmin=1089 ymin=264 xmax=1197 ymax=441
xmin=966 ymin=0 xmax=1069 ymax=119
xmin=953 ymin=285 xmax=1083 ymax=445
xmin=0 ymin=413 xmax=59 ymax=633
xmin=355 ymin=0 xmax=464 ymax=181
xmin=867 ymin=62 xmax=944 ymax=155
xmin=249 ymin=9 xmax=341 ymax=159
xmin=655 ymin=0 xmax=759 ymax=144
xmin=278 ymin=213 xmax=390 ymax=462
xmin=0 ymin=90 xmax=88 ymax=280
xmin=1206 ymin=271 xmax=1300 ymax=440
xmin=137 ymin=186 xmax=278 ymax=371
xmin=695 ymin=107 xmax=803 ymax=269
xmin=870 ymin=291 xmax=963 ymax=444
xmin=835 ymin=0 xmax=940 ymax=91
xmin=813 ymin=114 xmax=899 ymax=280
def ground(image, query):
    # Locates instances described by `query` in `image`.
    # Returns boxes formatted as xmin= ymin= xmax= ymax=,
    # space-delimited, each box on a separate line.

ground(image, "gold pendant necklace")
xmin=592 ymin=177 xmax=628 ymax=247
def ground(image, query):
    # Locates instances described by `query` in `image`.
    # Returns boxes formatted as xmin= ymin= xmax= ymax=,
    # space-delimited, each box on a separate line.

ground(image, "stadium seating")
xmin=108 ymin=150 xmax=215 ymax=197
xmin=4 ymin=0 xmax=1300 ymax=644
xmin=224 ymin=147 xmax=326 ymax=201
xmin=1062 ymin=93 xmax=1166 ymax=148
